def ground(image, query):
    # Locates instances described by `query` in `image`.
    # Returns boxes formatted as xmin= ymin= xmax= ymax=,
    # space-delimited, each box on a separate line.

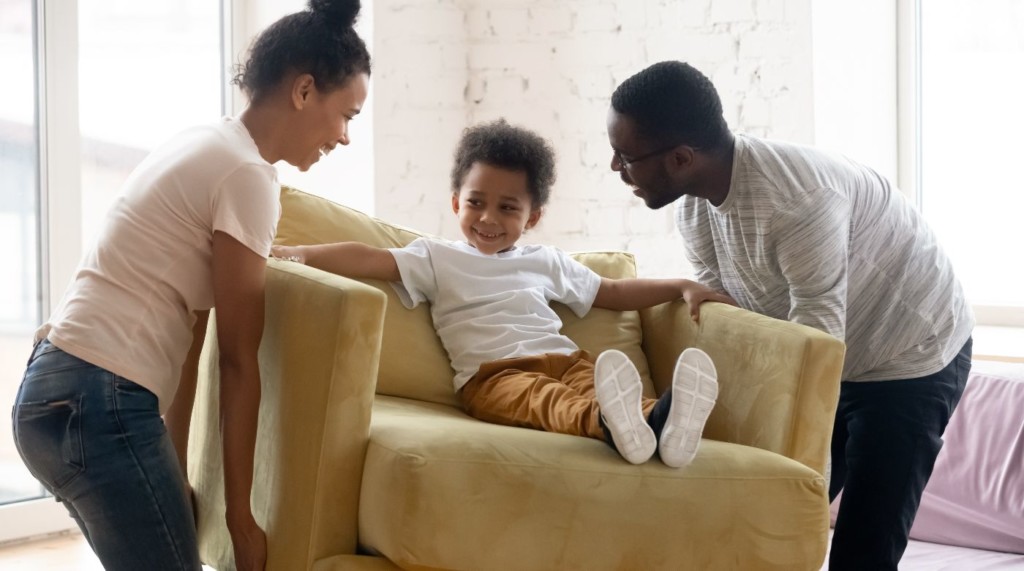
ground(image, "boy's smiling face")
xmin=452 ymin=162 xmax=541 ymax=255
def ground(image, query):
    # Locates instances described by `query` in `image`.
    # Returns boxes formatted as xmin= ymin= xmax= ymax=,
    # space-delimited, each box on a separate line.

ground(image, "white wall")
xmin=373 ymin=0 xmax=816 ymax=278
xmin=811 ymin=0 xmax=897 ymax=182
xmin=242 ymin=0 xmax=820 ymax=277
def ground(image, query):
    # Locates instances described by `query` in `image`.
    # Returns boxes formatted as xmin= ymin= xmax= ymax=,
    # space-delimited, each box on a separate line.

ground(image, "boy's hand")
xmin=270 ymin=244 xmax=305 ymax=264
xmin=681 ymin=283 xmax=737 ymax=323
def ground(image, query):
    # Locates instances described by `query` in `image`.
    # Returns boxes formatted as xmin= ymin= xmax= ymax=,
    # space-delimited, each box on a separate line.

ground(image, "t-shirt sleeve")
xmin=677 ymin=198 xmax=726 ymax=292
xmin=549 ymin=248 xmax=603 ymax=318
xmin=387 ymin=238 xmax=437 ymax=309
xmin=211 ymin=163 xmax=280 ymax=256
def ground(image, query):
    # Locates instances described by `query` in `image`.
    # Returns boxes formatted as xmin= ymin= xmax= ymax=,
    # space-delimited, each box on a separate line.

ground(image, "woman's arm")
xmin=165 ymin=310 xmax=210 ymax=484
xmin=593 ymin=277 xmax=737 ymax=321
xmin=271 ymin=242 xmax=400 ymax=282
xmin=212 ymin=231 xmax=268 ymax=571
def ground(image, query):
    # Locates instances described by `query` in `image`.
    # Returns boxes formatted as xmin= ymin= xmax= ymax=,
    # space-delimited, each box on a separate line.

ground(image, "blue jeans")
xmin=12 ymin=340 xmax=200 ymax=571
xmin=828 ymin=338 xmax=972 ymax=571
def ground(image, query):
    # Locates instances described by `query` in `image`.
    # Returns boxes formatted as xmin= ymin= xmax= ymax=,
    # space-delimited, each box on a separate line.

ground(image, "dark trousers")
xmin=828 ymin=338 xmax=972 ymax=571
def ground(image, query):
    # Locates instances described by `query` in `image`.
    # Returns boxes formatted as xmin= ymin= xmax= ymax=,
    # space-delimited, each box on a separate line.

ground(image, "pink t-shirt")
xmin=38 ymin=117 xmax=280 ymax=413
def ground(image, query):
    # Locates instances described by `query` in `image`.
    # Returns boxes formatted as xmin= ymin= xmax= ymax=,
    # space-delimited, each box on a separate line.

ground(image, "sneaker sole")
xmin=659 ymin=347 xmax=718 ymax=468
xmin=594 ymin=350 xmax=657 ymax=464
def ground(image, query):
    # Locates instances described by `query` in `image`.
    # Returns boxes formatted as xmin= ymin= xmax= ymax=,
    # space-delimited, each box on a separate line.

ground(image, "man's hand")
xmin=681 ymin=282 xmax=737 ymax=322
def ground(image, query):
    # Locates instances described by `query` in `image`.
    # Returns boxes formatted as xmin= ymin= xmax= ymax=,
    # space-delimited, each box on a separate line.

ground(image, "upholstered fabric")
xmin=190 ymin=260 xmax=387 ymax=570
xmin=359 ymin=296 xmax=843 ymax=570
xmin=312 ymin=554 xmax=402 ymax=571
xmin=361 ymin=396 xmax=829 ymax=571
xmin=916 ymin=362 xmax=1022 ymax=553
xmin=274 ymin=186 xmax=654 ymax=403
xmin=641 ymin=302 xmax=845 ymax=475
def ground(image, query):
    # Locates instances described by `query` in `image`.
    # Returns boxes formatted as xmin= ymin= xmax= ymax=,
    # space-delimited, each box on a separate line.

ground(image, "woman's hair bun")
xmin=308 ymin=0 xmax=361 ymax=28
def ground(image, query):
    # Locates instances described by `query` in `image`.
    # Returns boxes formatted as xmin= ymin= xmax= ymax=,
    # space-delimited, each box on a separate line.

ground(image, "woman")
xmin=11 ymin=1 xmax=370 ymax=569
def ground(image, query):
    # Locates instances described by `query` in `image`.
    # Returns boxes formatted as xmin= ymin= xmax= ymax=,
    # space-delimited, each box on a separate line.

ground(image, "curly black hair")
xmin=611 ymin=61 xmax=731 ymax=151
xmin=450 ymin=120 xmax=557 ymax=208
xmin=234 ymin=0 xmax=371 ymax=101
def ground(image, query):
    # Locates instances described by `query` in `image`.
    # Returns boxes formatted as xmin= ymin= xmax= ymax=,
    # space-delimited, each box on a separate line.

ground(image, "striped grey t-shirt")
xmin=677 ymin=135 xmax=974 ymax=382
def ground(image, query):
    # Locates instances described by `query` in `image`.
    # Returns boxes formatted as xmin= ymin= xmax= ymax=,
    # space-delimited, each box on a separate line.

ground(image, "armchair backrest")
xmin=275 ymin=186 xmax=658 ymax=405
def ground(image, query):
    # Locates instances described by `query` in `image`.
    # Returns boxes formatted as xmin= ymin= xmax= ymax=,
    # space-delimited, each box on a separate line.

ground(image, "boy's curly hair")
xmin=450 ymin=119 xmax=556 ymax=208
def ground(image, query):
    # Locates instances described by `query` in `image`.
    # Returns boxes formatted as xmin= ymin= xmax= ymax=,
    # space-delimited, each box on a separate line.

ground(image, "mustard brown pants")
xmin=459 ymin=350 xmax=656 ymax=440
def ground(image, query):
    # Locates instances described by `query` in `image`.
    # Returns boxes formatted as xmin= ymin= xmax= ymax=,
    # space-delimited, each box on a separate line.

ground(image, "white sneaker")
xmin=594 ymin=350 xmax=657 ymax=464
xmin=659 ymin=347 xmax=718 ymax=468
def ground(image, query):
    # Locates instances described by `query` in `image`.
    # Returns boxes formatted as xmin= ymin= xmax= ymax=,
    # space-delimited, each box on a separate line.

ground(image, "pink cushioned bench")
xmin=825 ymin=360 xmax=1024 ymax=569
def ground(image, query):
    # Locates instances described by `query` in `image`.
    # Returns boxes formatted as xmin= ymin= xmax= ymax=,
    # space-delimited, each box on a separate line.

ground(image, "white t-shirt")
xmin=389 ymin=238 xmax=603 ymax=390
xmin=38 ymin=117 xmax=280 ymax=413
xmin=678 ymin=134 xmax=974 ymax=382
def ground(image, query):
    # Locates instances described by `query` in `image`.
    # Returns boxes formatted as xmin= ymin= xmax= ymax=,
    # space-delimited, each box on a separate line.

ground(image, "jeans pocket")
xmin=14 ymin=396 xmax=86 ymax=491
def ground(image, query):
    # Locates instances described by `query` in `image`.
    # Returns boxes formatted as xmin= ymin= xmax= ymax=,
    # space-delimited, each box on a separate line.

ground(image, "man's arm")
xmin=593 ymin=277 xmax=736 ymax=321
xmin=271 ymin=242 xmax=400 ymax=282
xmin=678 ymin=199 xmax=728 ymax=293
xmin=212 ymin=231 xmax=268 ymax=571
xmin=774 ymin=189 xmax=851 ymax=341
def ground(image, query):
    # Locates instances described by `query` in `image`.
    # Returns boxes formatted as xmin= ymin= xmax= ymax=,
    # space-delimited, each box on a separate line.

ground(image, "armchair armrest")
xmin=190 ymin=259 xmax=387 ymax=570
xmin=640 ymin=301 xmax=844 ymax=475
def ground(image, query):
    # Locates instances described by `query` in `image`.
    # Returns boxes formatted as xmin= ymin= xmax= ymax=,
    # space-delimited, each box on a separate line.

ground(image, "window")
xmin=0 ymin=0 xmax=224 ymax=541
xmin=912 ymin=0 xmax=1024 ymax=324
xmin=78 ymin=0 xmax=223 ymax=245
xmin=815 ymin=1 xmax=1024 ymax=330
xmin=0 ymin=0 xmax=47 ymax=515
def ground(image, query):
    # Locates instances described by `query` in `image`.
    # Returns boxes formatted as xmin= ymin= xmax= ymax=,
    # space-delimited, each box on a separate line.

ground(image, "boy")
xmin=272 ymin=119 xmax=734 ymax=467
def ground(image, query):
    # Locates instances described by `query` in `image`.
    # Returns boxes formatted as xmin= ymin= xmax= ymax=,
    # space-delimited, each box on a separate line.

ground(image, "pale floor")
xmin=3 ymin=530 xmax=1023 ymax=571
xmin=0 ymin=531 xmax=216 ymax=570
xmin=0 ymin=531 xmax=103 ymax=570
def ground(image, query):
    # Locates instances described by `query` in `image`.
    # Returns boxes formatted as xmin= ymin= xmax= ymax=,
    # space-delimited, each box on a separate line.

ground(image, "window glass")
xmin=920 ymin=1 xmax=1024 ymax=307
xmin=0 ymin=0 xmax=45 ymax=506
xmin=79 ymin=0 xmax=222 ymax=245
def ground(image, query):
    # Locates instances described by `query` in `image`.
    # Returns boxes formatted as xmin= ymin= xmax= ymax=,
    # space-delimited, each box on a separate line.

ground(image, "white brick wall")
xmin=373 ymin=0 xmax=814 ymax=277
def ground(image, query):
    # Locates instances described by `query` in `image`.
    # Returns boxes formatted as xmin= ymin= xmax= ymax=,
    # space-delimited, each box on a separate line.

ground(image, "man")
xmin=606 ymin=60 xmax=974 ymax=570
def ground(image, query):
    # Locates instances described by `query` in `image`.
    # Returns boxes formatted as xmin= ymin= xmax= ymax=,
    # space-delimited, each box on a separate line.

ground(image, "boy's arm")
xmin=272 ymin=242 xmax=401 ymax=282
xmin=593 ymin=277 xmax=736 ymax=321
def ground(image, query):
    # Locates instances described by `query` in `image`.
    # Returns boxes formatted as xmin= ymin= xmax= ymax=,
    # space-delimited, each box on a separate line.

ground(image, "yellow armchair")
xmin=191 ymin=187 xmax=845 ymax=570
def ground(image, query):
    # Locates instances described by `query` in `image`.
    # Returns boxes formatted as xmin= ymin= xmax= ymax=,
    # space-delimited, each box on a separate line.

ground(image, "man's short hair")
xmin=611 ymin=61 xmax=731 ymax=151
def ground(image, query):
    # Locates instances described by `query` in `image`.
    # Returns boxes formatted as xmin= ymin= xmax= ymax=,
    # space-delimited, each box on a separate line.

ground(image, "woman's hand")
xmin=270 ymin=244 xmax=305 ymax=264
xmin=228 ymin=513 xmax=267 ymax=571
xmin=681 ymin=282 xmax=737 ymax=322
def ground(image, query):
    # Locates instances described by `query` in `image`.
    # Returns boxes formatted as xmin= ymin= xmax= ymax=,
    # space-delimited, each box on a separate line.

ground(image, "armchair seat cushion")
xmin=359 ymin=396 xmax=829 ymax=571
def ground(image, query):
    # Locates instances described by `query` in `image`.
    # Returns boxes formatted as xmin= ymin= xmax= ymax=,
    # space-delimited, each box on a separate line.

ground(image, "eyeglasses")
xmin=613 ymin=143 xmax=683 ymax=168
